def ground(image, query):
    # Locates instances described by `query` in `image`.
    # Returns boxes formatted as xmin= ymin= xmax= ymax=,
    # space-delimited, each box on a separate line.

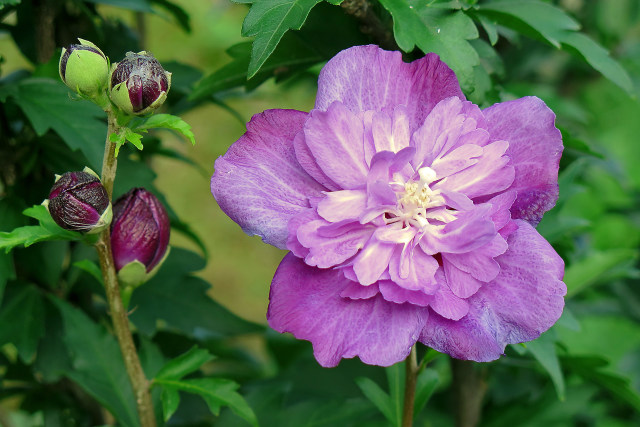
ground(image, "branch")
xmin=341 ymin=0 xmax=399 ymax=51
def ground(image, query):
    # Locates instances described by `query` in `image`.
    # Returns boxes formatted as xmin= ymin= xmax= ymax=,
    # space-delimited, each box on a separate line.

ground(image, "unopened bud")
xmin=109 ymin=52 xmax=171 ymax=115
xmin=59 ymin=39 xmax=109 ymax=98
xmin=44 ymin=168 xmax=112 ymax=234
xmin=111 ymin=188 xmax=170 ymax=287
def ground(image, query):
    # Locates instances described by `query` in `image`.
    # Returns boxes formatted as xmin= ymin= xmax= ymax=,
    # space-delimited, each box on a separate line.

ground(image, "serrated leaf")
xmin=0 ymin=285 xmax=45 ymax=362
xmin=527 ymin=333 xmax=565 ymax=401
xmin=156 ymin=378 xmax=258 ymax=427
xmin=0 ymin=205 xmax=83 ymax=253
xmin=2 ymin=78 xmax=106 ymax=170
xmin=51 ymin=297 xmax=140 ymax=427
xmin=355 ymin=377 xmax=395 ymax=426
xmin=132 ymin=113 xmax=196 ymax=145
xmin=378 ymin=1 xmax=479 ymax=91
xmin=237 ymin=0 xmax=322 ymax=78
xmin=155 ymin=346 xmax=214 ymax=381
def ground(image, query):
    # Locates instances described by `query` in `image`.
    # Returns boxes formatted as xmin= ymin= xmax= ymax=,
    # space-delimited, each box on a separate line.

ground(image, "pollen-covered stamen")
xmin=385 ymin=166 xmax=447 ymax=228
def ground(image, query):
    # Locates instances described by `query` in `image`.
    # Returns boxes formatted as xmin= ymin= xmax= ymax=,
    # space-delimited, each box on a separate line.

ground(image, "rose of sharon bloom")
xmin=211 ymin=45 xmax=566 ymax=367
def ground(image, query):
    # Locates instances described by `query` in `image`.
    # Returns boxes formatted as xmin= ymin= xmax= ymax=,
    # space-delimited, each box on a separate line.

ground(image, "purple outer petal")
xmin=211 ymin=109 xmax=326 ymax=249
xmin=315 ymin=46 xmax=464 ymax=132
xmin=483 ymin=97 xmax=563 ymax=225
xmin=420 ymin=220 xmax=566 ymax=361
xmin=268 ymin=253 xmax=428 ymax=367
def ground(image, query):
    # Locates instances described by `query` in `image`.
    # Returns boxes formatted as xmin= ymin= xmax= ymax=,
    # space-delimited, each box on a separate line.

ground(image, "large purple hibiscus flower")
xmin=211 ymin=45 xmax=566 ymax=367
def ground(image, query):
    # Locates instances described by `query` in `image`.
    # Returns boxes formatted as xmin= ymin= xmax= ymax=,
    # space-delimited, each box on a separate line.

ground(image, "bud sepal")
xmin=59 ymin=39 xmax=109 ymax=99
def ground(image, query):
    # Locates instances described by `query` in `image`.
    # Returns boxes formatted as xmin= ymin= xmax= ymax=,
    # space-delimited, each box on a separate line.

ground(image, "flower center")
xmin=385 ymin=167 xmax=446 ymax=228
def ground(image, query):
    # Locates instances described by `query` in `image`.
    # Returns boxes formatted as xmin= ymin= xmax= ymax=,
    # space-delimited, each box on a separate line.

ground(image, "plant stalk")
xmin=451 ymin=359 xmax=487 ymax=427
xmin=95 ymin=109 xmax=157 ymax=427
xmin=401 ymin=345 xmax=418 ymax=427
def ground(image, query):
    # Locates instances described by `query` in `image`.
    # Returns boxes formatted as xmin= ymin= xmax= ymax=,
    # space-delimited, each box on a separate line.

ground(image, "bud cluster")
xmin=59 ymin=38 xmax=171 ymax=115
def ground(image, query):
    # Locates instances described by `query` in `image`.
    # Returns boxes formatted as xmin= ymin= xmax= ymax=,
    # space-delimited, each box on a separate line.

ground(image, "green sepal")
xmin=59 ymin=38 xmax=109 ymax=99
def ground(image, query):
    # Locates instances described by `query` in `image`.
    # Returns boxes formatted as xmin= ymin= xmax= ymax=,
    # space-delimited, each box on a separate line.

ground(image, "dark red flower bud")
xmin=109 ymin=52 xmax=171 ymax=115
xmin=46 ymin=169 xmax=112 ymax=233
xmin=110 ymin=188 xmax=170 ymax=285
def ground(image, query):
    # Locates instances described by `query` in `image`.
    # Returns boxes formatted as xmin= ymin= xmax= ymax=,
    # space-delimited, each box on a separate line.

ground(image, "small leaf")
xmin=155 ymin=346 xmax=214 ymax=381
xmin=0 ymin=284 xmax=45 ymax=362
xmin=156 ymin=378 xmax=258 ymax=426
xmin=527 ymin=333 xmax=565 ymax=401
xmin=0 ymin=205 xmax=83 ymax=253
xmin=237 ymin=0 xmax=323 ymax=78
xmin=378 ymin=1 xmax=479 ymax=91
xmin=132 ymin=113 xmax=196 ymax=145
xmin=161 ymin=387 xmax=180 ymax=422
xmin=413 ymin=368 xmax=438 ymax=418
xmin=72 ymin=259 xmax=104 ymax=286
xmin=355 ymin=377 xmax=395 ymax=426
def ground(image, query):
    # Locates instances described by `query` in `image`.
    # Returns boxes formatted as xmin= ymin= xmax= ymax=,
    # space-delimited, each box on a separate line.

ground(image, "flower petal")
xmin=211 ymin=109 xmax=325 ymax=249
xmin=483 ymin=97 xmax=563 ymax=225
xmin=303 ymin=102 xmax=369 ymax=189
xmin=315 ymin=46 xmax=464 ymax=132
xmin=420 ymin=220 xmax=566 ymax=361
xmin=268 ymin=254 xmax=428 ymax=367
xmin=317 ymin=190 xmax=367 ymax=222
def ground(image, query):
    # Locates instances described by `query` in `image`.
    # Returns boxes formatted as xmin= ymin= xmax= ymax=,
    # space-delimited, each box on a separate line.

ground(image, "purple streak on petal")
xmin=317 ymin=190 xmax=367 ymax=222
xmin=436 ymin=140 xmax=514 ymax=199
xmin=315 ymin=46 xmax=464 ymax=133
xmin=430 ymin=282 xmax=470 ymax=321
xmin=303 ymin=102 xmax=370 ymax=189
xmin=297 ymin=216 xmax=373 ymax=268
xmin=353 ymin=237 xmax=396 ymax=285
xmin=340 ymin=281 xmax=380 ymax=300
xmin=483 ymin=97 xmax=563 ymax=225
xmin=420 ymin=220 xmax=566 ymax=361
xmin=443 ymin=260 xmax=483 ymax=299
xmin=211 ymin=109 xmax=325 ymax=249
xmin=388 ymin=245 xmax=439 ymax=292
xmin=293 ymin=131 xmax=341 ymax=191
xmin=371 ymin=106 xmax=411 ymax=153
xmin=379 ymin=280 xmax=434 ymax=306
xmin=268 ymin=254 xmax=428 ymax=367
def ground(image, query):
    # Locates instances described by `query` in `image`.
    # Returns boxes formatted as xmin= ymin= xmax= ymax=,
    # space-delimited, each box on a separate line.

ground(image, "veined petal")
xmin=268 ymin=254 xmax=428 ymax=367
xmin=483 ymin=97 xmax=563 ymax=225
xmin=371 ymin=105 xmax=411 ymax=153
xmin=420 ymin=220 xmax=566 ymax=361
xmin=353 ymin=237 xmax=396 ymax=285
xmin=317 ymin=190 xmax=367 ymax=222
xmin=315 ymin=46 xmax=464 ymax=132
xmin=211 ymin=109 xmax=325 ymax=249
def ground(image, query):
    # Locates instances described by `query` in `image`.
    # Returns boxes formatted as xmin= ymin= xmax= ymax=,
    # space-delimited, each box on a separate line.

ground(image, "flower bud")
xmin=59 ymin=39 xmax=109 ymax=97
xmin=109 ymin=51 xmax=171 ymax=115
xmin=44 ymin=168 xmax=112 ymax=234
xmin=111 ymin=188 xmax=170 ymax=287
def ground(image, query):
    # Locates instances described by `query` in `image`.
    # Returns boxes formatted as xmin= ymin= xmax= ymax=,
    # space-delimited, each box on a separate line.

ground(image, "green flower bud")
xmin=59 ymin=39 xmax=109 ymax=98
xmin=109 ymin=51 xmax=171 ymax=115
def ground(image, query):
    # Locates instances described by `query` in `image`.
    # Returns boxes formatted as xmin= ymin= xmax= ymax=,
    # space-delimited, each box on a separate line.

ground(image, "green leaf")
xmin=130 ymin=248 xmax=264 ymax=338
xmin=161 ymin=387 xmax=180 ymax=421
xmin=131 ymin=113 xmax=196 ymax=145
xmin=51 ymin=297 xmax=140 ymax=427
xmin=0 ymin=205 xmax=83 ymax=253
xmin=560 ymin=31 xmax=633 ymax=93
xmin=155 ymin=346 xmax=214 ymax=381
xmin=156 ymin=378 xmax=258 ymax=427
xmin=476 ymin=0 xmax=632 ymax=92
xmin=1 ymin=78 xmax=106 ymax=170
xmin=83 ymin=0 xmax=153 ymax=12
xmin=413 ymin=368 xmax=438 ymax=418
xmin=237 ymin=0 xmax=322 ymax=78
xmin=385 ymin=362 xmax=404 ymax=427
xmin=151 ymin=0 xmax=191 ymax=33
xmin=72 ymin=259 xmax=104 ymax=286
xmin=0 ymin=252 xmax=15 ymax=306
xmin=378 ymin=1 xmax=479 ymax=90
xmin=527 ymin=333 xmax=565 ymax=401
xmin=355 ymin=377 xmax=396 ymax=426
xmin=0 ymin=284 xmax=45 ymax=362
xmin=564 ymin=249 xmax=639 ymax=297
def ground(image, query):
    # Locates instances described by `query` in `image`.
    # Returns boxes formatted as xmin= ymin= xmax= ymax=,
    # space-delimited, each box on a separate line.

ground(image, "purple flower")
xmin=111 ymin=188 xmax=170 ymax=286
xmin=211 ymin=46 xmax=566 ymax=367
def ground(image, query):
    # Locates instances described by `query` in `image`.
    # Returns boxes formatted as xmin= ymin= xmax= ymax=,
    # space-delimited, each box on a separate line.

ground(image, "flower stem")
xmin=401 ymin=345 xmax=418 ymax=427
xmin=451 ymin=359 xmax=487 ymax=427
xmin=95 ymin=108 xmax=157 ymax=427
